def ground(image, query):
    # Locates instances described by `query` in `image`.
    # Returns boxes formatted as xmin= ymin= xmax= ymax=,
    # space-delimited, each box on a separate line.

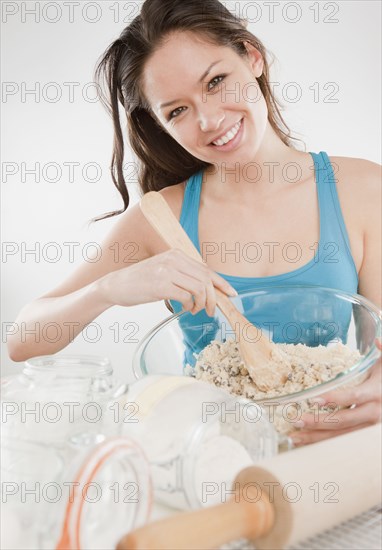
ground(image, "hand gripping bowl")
xmin=132 ymin=286 xmax=381 ymax=439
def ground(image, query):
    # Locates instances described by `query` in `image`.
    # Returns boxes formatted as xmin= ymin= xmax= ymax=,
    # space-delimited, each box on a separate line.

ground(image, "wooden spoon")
xmin=140 ymin=191 xmax=282 ymax=391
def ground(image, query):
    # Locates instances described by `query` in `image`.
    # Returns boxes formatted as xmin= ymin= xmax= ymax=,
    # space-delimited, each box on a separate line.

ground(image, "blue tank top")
xmin=169 ymin=151 xmax=359 ymax=365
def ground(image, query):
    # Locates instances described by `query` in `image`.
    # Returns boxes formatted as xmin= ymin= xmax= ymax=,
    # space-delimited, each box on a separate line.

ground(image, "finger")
xmin=173 ymin=277 xmax=206 ymax=315
xmin=290 ymin=422 xmax=375 ymax=447
xmin=209 ymin=270 xmax=238 ymax=297
xmin=176 ymin=254 xmax=237 ymax=298
xmin=204 ymin=279 xmax=217 ymax=318
xmin=189 ymin=286 xmax=207 ymax=315
xmin=299 ymin=401 xmax=381 ymax=431
xmin=172 ymin=271 xmax=214 ymax=315
xmin=167 ymin=284 xmax=194 ymax=312
xmin=376 ymin=337 xmax=382 ymax=351
xmin=312 ymin=375 xmax=376 ymax=408
xmin=174 ymin=260 xmax=234 ymax=313
xmin=316 ymin=355 xmax=382 ymax=408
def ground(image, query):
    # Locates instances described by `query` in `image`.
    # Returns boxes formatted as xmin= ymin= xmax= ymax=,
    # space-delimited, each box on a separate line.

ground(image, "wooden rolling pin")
xmin=116 ymin=424 xmax=381 ymax=550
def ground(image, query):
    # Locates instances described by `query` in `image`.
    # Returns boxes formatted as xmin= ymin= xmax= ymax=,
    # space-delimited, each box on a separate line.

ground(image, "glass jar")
xmin=121 ymin=375 xmax=278 ymax=510
xmin=1 ymin=355 xmax=128 ymax=446
xmin=1 ymin=436 xmax=152 ymax=550
xmin=1 ymin=355 xmax=152 ymax=550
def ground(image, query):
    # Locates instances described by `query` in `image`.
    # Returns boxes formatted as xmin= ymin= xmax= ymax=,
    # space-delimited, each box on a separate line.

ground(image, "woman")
xmin=8 ymin=0 xmax=381 ymax=446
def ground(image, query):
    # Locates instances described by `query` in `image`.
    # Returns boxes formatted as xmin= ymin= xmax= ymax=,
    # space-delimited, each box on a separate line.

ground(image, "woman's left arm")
xmin=291 ymin=160 xmax=382 ymax=446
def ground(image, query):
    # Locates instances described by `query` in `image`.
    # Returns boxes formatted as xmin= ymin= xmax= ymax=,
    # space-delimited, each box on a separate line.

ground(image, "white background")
xmin=1 ymin=0 xmax=381 ymax=380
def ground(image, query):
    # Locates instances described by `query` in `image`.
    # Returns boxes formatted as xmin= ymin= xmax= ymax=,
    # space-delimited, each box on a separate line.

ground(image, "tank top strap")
xmin=310 ymin=151 xmax=354 ymax=256
xmin=179 ymin=169 xmax=203 ymax=250
xmin=179 ymin=153 xmax=355 ymax=275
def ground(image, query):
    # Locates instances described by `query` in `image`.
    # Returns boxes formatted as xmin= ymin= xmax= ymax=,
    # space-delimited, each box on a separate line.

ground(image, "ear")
xmin=243 ymin=41 xmax=264 ymax=78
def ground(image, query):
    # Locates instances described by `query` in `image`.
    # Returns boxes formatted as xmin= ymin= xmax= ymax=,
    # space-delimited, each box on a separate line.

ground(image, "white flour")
xmin=194 ymin=435 xmax=254 ymax=507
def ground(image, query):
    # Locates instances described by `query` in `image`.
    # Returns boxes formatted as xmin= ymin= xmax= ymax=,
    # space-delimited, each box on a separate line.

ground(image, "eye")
xmin=168 ymin=106 xmax=187 ymax=120
xmin=166 ymin=74 xmax=227 ymax=121
xmin=207 ymin=74 xmax=226 ymax=91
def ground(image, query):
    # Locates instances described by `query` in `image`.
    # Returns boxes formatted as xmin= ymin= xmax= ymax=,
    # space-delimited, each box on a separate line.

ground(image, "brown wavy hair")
xmin=93 ymin=0 xmax=300 ymax=222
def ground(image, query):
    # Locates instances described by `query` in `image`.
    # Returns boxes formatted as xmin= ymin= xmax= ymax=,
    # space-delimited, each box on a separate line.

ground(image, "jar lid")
xmin=54 ymin=437 xmax=152 ymax=550
xmin=24 ymin=355 xmax=113 ymax=379
xmin=1 ymin=355 xmax=128 ymax=446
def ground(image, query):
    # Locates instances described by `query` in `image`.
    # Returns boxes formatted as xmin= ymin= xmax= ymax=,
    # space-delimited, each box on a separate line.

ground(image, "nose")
xmin=197 ymin=107 xmax=225 ymax=133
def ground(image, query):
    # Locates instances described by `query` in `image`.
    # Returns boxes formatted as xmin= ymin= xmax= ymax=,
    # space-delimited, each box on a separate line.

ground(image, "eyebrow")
xmin=158 ymin=60 xmax=223 ymax=110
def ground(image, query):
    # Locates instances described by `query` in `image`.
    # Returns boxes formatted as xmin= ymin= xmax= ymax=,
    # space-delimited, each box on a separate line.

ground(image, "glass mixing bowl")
xmin=132 ymin=286 xmax=381 ymax=435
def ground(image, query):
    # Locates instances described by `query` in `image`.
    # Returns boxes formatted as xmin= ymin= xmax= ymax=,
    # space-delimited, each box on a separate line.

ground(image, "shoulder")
xmin=328 ymin=155 xmax=381 ymax=192
xmin=328 ymin=155 xmax=381 ymax=221
xmin=330 ymin=157 xmax=382 ymax=307
xmin=110 ymin=180 xmax=187 ymax=259
xmin=158 ymin=181 xmax=187 ymax=220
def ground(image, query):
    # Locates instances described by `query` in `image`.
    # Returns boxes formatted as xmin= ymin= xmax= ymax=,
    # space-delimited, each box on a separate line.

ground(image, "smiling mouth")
xmin=210 ymin=119 xmax=243 ymax=146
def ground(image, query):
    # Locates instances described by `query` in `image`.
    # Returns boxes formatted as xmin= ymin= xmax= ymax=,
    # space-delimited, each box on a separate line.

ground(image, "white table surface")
xmin=148 ymin=502 xmax=382 ymax=550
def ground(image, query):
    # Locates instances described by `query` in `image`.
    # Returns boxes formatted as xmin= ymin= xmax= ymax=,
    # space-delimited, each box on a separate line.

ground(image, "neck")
xmin=203 ymin=124 xmax=308 ymax=198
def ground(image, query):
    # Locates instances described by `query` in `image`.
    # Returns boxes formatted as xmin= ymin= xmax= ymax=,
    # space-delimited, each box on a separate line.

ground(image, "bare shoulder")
xmin=330 ymin=157 xmax=382 ymax=306
xmin=328 ymin=156 xmax=381 ymax=220
xmin=111 ymin=181 xmax=186 ymax=255
xmin=101 ymin=181 xmax=186 ymax=262
xmin=158 ymin=181 xmax=186 ymax=220
xmin=329 ymin=156 xmax=381 ymax=194
xmin=135 ymin=181 xmax=186 ymax=255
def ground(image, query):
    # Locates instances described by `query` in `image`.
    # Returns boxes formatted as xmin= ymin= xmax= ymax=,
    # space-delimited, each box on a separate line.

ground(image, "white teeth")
xmin=212 ymin=120 xmax=241 ymax=146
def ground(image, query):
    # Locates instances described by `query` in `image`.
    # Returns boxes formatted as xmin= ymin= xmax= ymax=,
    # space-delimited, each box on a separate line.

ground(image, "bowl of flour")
xmin=133 ymin=286 xmax=381 ymax=435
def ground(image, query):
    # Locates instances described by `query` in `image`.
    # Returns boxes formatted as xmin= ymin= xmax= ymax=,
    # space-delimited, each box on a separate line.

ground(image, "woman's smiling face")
xmin=142 ymin=31 xmax=268 ymax=166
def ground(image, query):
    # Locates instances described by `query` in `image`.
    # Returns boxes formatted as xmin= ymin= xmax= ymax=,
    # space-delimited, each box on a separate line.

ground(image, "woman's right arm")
xmin=7 ymin=203 xmax=150 ymax=361
xmin=7 ymin=198 xmax=236 ymax=362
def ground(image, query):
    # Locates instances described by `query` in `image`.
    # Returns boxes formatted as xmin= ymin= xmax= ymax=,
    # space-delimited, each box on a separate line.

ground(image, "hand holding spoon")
xmin=140 ymin=191 xmax=283 ymax=391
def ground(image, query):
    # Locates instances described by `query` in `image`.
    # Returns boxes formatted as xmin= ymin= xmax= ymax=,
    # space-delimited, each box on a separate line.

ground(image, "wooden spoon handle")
xmin=140 ymin=191 xmax=236 ymax=315
xmin=140 ymin=190 xmax=274 ymax=388
xmin=140 ymin=191 xmax=272 ymax=352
